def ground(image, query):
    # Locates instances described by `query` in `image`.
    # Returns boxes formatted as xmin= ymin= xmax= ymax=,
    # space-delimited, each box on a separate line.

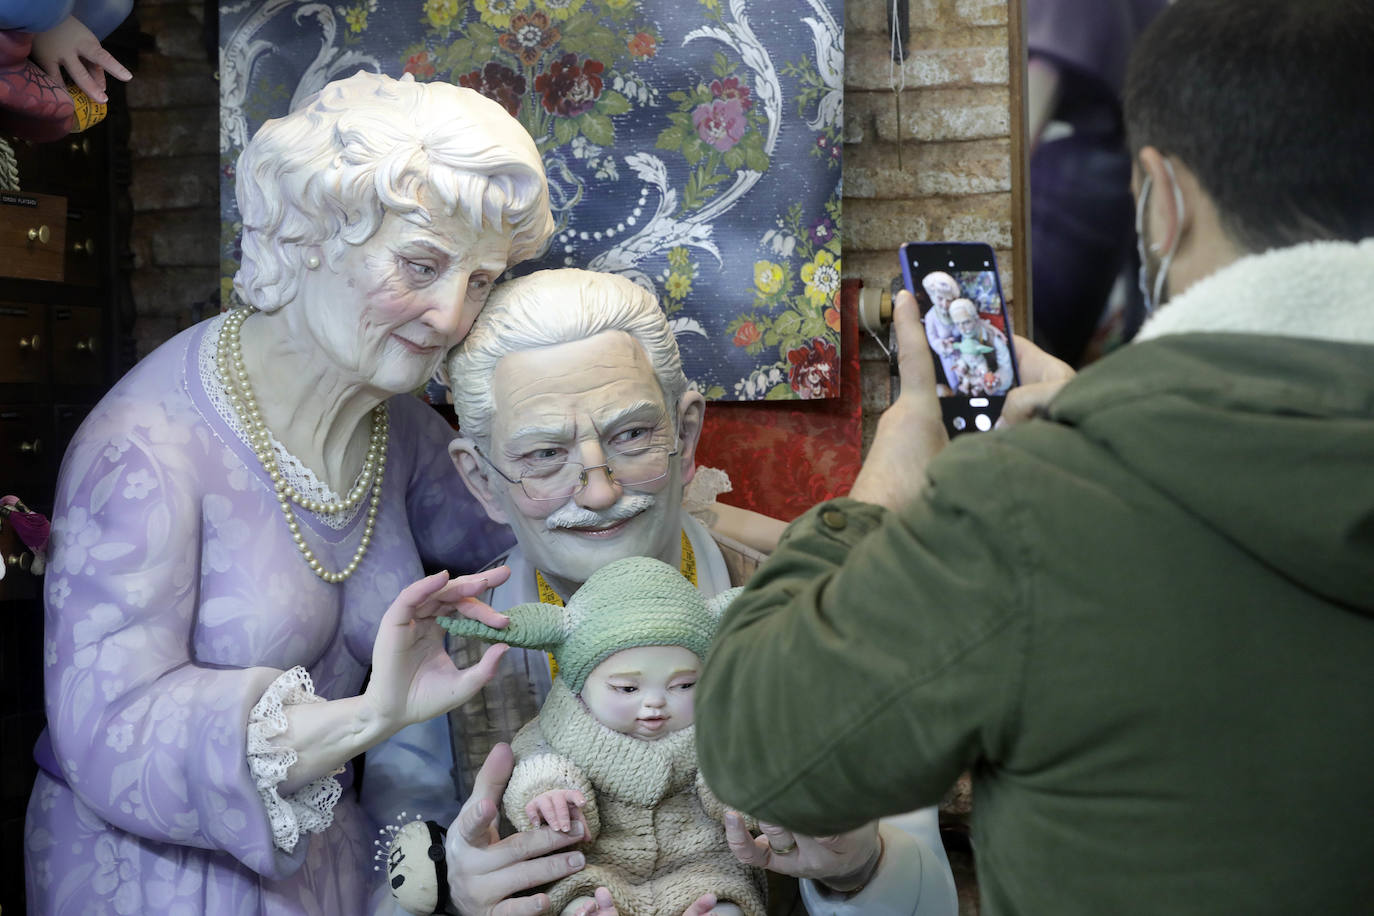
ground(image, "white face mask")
xmin=1135 ymin=157 xmax=1186 ymax=314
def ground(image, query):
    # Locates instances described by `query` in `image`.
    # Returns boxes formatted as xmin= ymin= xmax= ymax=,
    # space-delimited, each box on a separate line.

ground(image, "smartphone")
xmin=897 ymin=242 xmax=1018 ymax=437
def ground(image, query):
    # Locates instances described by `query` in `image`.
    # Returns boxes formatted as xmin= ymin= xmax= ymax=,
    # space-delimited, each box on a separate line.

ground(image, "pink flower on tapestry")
xmin=710 ymin=76 xmax=753 ymax=111
xmin=787 ymin=337 xmax=840 ymax=399
xmin=733 ymin=321 xmax=761 ymax=348
xmin=628 ymin=32 xmax=657 ymax=58
xmin=404 ymin=51 xmax=436 ymax=79
xmin=692 ymin=98 xmax=746 ymax=152
xmin=458 ymin=62 xmax=527 ymax=117
xmin=535 ymin=54 xmax=604 ymax=117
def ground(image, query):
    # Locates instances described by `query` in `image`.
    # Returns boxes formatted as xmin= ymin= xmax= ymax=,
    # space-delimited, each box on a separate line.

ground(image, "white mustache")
xmin=544 ymin=494 xmax=656 ymax=531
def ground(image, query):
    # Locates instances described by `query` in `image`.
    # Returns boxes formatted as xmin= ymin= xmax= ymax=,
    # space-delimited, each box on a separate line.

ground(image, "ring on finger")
xmin=768 ymin=837 xmax=798 ymax=856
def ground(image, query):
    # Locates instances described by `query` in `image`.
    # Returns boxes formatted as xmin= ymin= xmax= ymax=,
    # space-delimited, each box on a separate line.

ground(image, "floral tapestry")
xmin=218 ymin=0 xmax=843 ymax=400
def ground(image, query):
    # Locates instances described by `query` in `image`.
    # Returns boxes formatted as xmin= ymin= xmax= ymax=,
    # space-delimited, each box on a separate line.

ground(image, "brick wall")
xmin=844 ymin=0 xmax=1023 ymax=449
xmin=127 ymin=0 xmax=219 ymax=358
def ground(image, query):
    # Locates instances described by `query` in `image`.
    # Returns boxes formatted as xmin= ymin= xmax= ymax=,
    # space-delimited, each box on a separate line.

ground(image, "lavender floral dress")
xmin=23 ymin=314 xmax=512 ymax=915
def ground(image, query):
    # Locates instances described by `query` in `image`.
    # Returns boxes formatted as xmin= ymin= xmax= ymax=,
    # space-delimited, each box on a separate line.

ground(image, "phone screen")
xmin=898 ymin=242 xmax=1018 ymax=436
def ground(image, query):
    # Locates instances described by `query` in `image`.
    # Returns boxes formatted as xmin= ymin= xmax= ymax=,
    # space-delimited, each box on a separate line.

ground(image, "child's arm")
xmin=503 ymin=732 xmax=601 ymax=842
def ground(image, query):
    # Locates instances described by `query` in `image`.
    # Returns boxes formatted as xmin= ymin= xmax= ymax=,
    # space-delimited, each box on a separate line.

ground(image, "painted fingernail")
xmin=568 ymin=852 xmax=585 ymax=868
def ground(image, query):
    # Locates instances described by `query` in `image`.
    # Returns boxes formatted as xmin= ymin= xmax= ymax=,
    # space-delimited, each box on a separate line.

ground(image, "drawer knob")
xmin=17 ymin=334 xmax=41 ymax=350
xmin=69 ymin=137 xmax=91 ymax=155
xmin=19 ymin=439 xmax=42 ymax=454
xmin=27 ymin=225 xmax=51 ymax=244
xmin=6 ymin=551 xmax=33 ymax=571
xmin=72 ymin=238 xmax=95 ymax=255
xmin=74 ymin=337 xmax=98 ymax=352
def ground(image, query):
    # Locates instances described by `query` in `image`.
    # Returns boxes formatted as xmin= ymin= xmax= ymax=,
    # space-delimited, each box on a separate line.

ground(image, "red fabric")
xmin=695 ymin=279 xmax=863 ymax=522
xmin=0 ymin=30 xmax=75 ymax=142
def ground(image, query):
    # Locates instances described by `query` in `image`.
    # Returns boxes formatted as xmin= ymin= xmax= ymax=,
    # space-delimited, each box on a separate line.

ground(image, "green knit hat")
xmin=438 ymin=555 xmax=740 ymax=693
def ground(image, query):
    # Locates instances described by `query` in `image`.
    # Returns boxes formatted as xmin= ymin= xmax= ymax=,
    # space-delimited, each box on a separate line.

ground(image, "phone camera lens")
xmin=952 ymin=416 xmax=967 ymax=431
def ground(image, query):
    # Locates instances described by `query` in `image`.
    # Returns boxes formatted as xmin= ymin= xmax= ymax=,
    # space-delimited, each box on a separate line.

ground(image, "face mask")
xmin=1135 ymin=158 xmax=1186 ymax=314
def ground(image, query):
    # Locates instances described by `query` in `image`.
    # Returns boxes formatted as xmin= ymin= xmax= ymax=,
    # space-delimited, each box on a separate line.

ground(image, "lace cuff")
xmin=247 ymin=666 xmax=343 ymax=853
xmin=683 ymin=465 xmax=733 ymax=523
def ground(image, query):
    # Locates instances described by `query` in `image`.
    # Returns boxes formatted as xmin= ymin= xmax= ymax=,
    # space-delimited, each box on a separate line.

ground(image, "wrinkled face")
xmin=581 ymin=645 xmax=699 ymax=740
xmin=480 ymin=331 xmax=685 ymax=586
xmin=958 ymin=317 xmax=979 ymax=337
xmin=293 ymin=198 xmax=512 ymax=395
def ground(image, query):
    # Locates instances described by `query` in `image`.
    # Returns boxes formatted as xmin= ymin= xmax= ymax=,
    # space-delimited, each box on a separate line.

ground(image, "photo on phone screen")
xmin=898 ymin=242 xmax=1018 ymax=436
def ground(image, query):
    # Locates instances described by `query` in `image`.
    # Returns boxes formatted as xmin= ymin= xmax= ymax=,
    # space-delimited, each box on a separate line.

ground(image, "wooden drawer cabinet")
xmin=0 ymin=522 xmax=41 ymax=603
xmin=0 ymin=304 xmax=47 ymax=383
xmin=0 ymin=404 xmax=53 ymax=487
xmin=0 ymin=192 xmax=67 ymax=283
xmin=52 ymin=307 xmax=105 ymax=386
xmin=62 ymin=207 xmax=102 ymax=287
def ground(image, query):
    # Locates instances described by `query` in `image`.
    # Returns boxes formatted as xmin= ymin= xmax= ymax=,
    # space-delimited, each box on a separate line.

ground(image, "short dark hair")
xmin=1123 ymin=0 xmax=1374 ymax=253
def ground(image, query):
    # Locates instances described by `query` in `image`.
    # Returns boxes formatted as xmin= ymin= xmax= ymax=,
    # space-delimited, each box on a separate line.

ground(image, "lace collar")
xmin=199 ymin=312 xmax=366 ymax=530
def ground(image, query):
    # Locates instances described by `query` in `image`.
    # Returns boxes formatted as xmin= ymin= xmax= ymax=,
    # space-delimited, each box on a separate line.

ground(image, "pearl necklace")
xmin=217 ymin=307 xmax=387 ymax=583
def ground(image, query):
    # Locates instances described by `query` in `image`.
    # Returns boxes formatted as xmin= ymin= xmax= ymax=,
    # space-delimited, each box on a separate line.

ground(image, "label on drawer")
xmin=0 ymin=193 xmax=40 ymax=208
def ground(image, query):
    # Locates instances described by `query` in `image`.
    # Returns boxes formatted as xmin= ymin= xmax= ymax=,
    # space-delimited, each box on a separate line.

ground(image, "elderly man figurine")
xmin=948 ymin=298 xmax=1015 ymax=395
xmin=405 ymin=269 xmax=958 ymax=916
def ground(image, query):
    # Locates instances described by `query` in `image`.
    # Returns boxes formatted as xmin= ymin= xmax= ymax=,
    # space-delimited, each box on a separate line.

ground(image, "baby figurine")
xmin=439 ymin=556 xmax=765 ymax=916
xmin=950 ymin=335 xmax=997 ymax=395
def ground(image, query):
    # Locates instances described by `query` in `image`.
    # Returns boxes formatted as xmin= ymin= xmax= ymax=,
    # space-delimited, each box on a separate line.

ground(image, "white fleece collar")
xmin=1135 ymin=238 xmax=1374 ymax=346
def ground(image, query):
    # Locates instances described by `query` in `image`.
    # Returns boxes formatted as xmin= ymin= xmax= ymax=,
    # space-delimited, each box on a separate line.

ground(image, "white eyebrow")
xmin=505 ymin=421 xmax=575 ymax=445
xmin=592 ymin=400 xmax=667 ymax=433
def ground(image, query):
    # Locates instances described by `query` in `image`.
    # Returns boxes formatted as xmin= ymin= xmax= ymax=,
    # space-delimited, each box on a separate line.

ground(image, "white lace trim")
xmin=199 ymin=314 xmax=365 ymax=530
xmin=246 ymin=666 xmax=344 ymax=853
xmin=683 ymin=465 xmax=733 ymax=517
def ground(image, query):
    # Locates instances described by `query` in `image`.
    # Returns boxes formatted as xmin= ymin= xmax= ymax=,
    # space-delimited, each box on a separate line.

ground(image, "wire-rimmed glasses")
xmin=475 ymin=438 xmax=682 ymax=502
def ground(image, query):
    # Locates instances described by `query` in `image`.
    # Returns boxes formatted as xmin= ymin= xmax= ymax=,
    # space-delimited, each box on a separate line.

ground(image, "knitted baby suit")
xmin=438 ymin=557 xmax=764 ymax=916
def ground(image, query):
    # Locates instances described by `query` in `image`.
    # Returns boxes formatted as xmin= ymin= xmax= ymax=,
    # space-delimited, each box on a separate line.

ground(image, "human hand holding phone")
xmin=996 ymin=335 xmax=1076 ymax=427
xmin=849 ymin=289 xmax=948 ymax=510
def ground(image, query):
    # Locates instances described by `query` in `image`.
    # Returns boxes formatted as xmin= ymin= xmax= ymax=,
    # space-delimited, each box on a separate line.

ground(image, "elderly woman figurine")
xmin=23 ymin=71 xmax=553 ymax=914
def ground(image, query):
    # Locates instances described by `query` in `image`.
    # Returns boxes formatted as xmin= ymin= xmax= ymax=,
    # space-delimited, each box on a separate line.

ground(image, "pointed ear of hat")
xmin=437 ymin=602 xmax=571 ymax=652
xmin=706 ymin=586 xmax=744 ymax=623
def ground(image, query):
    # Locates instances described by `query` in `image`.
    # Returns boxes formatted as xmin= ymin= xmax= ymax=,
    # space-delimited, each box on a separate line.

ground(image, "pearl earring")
xmin=305 ymin=255 xmax=321 ymax=270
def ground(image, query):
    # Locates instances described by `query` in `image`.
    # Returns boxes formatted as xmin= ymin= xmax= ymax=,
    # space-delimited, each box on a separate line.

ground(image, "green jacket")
xmin=698 ymin=333 xmax=1374 ymax=915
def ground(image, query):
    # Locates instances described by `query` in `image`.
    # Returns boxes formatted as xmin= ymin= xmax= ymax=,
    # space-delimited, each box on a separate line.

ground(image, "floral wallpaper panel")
xmin=219 ymin=0 xmax=843 ymax=400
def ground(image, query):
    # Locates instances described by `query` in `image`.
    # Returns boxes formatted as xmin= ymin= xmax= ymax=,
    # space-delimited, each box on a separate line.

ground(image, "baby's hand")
xmin=571 ymin=887 xmax=617 ymax=915
xmin=681 ymin=894 xmax=718 ymax=916
xmin=526 ymin=788 xmax=586 ymax=833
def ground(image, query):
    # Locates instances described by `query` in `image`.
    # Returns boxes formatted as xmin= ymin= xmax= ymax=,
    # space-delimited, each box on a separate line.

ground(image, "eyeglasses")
xmin=475 ymin=437 xmax=682 ymax=502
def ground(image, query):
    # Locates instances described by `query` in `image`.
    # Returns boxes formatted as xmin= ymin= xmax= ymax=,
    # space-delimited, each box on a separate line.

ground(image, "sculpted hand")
xmin=527 ymin=789 xmax=587 ymax=834
xmin=996 ymin=335 xmax=1076 ymax=428
xmin=681 ymin=894 xmax=721 ymax=915
xmin=30 ymin=16 xmax=133 ymax=104
xmin=849 ymin=289 xmax=948 ymax=509
xmin=447 ymin=744 xmax=588 ymax=916
xmin=724 ymin=812 xmax=882 ymax=894
xmin=570 ymin=888 xmax=618 ymax=916
xmin=365 ymin=567 xmax=513 ymax=732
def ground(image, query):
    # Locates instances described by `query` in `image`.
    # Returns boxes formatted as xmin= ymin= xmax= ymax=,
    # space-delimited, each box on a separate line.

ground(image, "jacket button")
xmin=820 ymin=509 xmax=847 ymax=530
